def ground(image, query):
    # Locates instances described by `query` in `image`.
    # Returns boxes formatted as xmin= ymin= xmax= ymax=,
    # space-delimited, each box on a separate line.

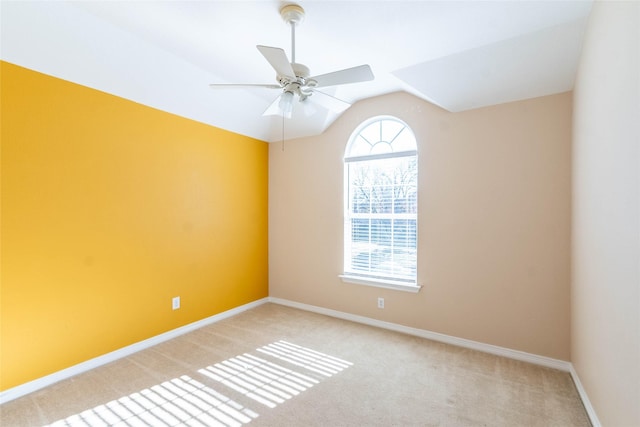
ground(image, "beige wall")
xmin=572 ymin=1 xmax=640 ymax=425
xmin=270 ymin=91 xmax=572 ymax=360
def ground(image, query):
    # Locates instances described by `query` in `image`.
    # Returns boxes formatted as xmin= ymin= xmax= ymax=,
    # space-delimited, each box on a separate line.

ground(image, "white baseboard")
xmin=0 ymin=297 xmax=269 ymax=405
xmin=569 ymin=365 xmax=602 ymax=427
xmin=268 ymin=297 xmax=572 ymax=371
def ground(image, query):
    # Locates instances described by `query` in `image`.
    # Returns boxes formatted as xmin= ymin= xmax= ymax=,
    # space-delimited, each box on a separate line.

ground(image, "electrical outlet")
xmin=172 ymin=296 xmax=180 ymax=310
xmin=377 ymin=297 xmax=384 ymax=309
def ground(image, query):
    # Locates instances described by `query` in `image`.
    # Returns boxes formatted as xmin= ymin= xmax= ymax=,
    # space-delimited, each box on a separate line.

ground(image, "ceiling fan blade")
xmin=309 ymin=89 xmax=351 ymax=113
xmin=257 ymin=45 xmax=295 ymax=79
xmin=311 ymin=64 xmax=374 ymax=88
xmin=209 ymin=83 xmax=281 ymax=89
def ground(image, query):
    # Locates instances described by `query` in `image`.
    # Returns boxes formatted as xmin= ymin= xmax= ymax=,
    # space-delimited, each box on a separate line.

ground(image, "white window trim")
xmin=339 ymin=274 xmax=422 ymax=293
xmin=343 ymin=115 xmax=419 ymax=291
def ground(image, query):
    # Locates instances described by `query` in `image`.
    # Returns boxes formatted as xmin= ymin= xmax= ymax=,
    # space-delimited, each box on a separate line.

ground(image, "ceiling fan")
xmin=209 ymin=3 xmax=374 ymax=118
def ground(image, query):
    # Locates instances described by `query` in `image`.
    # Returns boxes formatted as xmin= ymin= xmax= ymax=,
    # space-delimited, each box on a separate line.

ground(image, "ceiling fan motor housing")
xmin=292 ymin=63 xmax=310 ymax=79
xmin=277 ymin=62 xmax=313 ymax=88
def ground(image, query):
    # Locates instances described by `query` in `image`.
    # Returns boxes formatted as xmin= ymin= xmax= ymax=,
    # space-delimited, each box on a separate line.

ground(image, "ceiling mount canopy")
xmin=280 ymin=4 xmax=305 ymax=26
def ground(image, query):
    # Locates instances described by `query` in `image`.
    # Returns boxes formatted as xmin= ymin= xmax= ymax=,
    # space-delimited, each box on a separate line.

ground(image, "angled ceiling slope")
xmin=1 ymin=1 xmax=592 ymax=142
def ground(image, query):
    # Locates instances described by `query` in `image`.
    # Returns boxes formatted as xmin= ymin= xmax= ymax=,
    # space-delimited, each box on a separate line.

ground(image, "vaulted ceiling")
xmin=1 ymin=1 xmax=593 ymax=142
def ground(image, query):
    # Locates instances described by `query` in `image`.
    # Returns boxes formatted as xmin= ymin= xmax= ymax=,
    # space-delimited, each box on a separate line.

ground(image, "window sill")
xmin=339 ymin=275 xmax=422 ymax=293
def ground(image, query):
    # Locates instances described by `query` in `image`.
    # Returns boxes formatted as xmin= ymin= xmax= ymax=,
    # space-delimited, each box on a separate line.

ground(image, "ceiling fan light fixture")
xmin=279 ymin=91 xmax=294 ymax=118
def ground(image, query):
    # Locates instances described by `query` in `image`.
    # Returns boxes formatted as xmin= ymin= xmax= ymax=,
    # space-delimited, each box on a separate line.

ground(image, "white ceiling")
xmin=1 ymin=1 xmax=592 ymax=142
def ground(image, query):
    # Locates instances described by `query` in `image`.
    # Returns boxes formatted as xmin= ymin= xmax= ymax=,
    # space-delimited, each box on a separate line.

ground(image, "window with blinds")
xmin=343 ymin=116 xmax=418 ymax=287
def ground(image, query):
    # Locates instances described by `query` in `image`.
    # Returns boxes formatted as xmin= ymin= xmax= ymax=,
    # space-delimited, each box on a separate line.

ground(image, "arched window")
xmin=342 ymin=116 xmax=419 ymax=291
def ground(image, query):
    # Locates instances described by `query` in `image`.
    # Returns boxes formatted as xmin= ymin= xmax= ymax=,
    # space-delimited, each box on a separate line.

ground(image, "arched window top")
xmin=345 ymin=116 xmax=417 ymax=161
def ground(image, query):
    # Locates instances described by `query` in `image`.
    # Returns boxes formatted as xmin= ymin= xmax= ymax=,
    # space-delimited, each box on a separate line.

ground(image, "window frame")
xmin=341 ymin=116 xmax=421 ymax=293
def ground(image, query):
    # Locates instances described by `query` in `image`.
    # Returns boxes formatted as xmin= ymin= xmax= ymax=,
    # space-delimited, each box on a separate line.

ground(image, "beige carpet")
xmin=1 ymin=303 xmax=590 ymax=426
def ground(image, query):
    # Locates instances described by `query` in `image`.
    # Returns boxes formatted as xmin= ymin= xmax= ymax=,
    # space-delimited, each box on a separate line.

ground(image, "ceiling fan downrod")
xmin=280 ymin=4 xmax=305 ymax=64
xmin=291 ymin=19 xmax=296 ymax=63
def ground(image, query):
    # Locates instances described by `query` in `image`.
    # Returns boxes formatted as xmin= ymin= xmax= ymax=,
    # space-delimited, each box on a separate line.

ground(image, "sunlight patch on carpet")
xmin=256 ymin=340 xmax=354 ymax=377
xmin=198 ymin=353 xmax=319 ymax=408
xmin=47 ymin=375 xmax=257 ymax=427
xmin=45 ymin=341 xmax=352 ymax=426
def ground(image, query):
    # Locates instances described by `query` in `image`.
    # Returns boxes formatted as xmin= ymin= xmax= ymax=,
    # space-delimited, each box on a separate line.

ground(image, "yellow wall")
xmin=0 ymin=61 xmax=269 ymax=391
